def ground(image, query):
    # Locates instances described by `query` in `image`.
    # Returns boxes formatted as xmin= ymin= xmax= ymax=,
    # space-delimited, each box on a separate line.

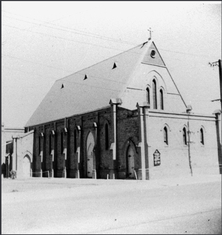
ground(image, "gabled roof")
xmin=26 ymin=42 xmax=153 ymax=127
xmin=26 ymin=40 xmax=185 ymax=127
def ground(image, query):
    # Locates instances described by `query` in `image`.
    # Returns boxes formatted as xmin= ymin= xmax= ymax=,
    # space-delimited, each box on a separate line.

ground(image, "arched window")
xmin=105 ymin=123 xmax=109 ymax=150
xmin=163 ymin=126 xmax=168 ymax=145
xmin=183 ymin=127 xmax=187 ymax=145
xmin=160 ymin=89 xmax=164 ymax=110
xmin=61 ymin=132 xmax=64 ymax=154
xmin=152 ymin=79 xmax=157 ymax=109
xmin=200 ymin=128 xmax=204 ymax=145
xmin=146 ymin=87 xmax=150 ymax=105
xmin=74 ymin=129 xmax=77 ymax=152
xmin=49 ymin=134 xmax=52 ymax=154
xmin=38 ymin=136 xmax=41 ymax=154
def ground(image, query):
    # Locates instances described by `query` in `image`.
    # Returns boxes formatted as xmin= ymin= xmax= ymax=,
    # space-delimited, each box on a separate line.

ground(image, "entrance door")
xmin=23 ymin=155 xmax=31 ymax=178
xmin=86 ymin=132 xmax=95 ymax=178
xmin=127 ymin=145 xmax=135 ymax=178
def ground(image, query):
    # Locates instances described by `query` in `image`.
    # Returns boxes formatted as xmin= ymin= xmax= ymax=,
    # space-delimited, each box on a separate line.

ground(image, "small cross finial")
xmin=147 ymin=27 xmax=153 ymax=41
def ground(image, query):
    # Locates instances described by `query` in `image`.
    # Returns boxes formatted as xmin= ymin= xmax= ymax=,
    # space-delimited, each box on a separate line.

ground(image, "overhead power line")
xmin=3 ymin=12 xmax=136 ymax=46
xmin=3 ymin=23 xmax=130 ymax=53
xmin=3 ymin=54 xmax=74 ymax=73
xmin=158 ymin=48 xmax=214 ymax=59
xmin=3 ymin=11 xmax=218 ymax=59
xmin=3 ymin=65 xmax=58 ymax=80
xmin=3 ymin=23 xmax=216 ymax=61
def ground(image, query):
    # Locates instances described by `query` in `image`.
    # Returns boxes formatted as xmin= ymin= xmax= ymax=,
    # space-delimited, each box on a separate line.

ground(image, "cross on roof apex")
xmin=147 ymin=27 xmax=153 ymax=41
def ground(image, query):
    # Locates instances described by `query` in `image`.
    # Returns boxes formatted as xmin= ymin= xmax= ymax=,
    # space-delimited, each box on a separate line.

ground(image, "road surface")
xmin=2 ymin=175 xmax=221 ymax=234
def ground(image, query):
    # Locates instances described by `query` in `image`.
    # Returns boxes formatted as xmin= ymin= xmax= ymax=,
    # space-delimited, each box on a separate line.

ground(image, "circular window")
xmin=150 ymin=50 xmax=156 ymax=58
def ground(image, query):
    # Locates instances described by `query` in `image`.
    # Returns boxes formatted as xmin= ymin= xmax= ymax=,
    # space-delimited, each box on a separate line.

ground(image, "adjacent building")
xmin=1 ymin=125 xmax=25 ymax=177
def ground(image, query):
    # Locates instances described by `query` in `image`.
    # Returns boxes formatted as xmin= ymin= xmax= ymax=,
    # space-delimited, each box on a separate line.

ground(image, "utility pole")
xmin=219 ymin=60 xmax=222 ymax=144
xmin=210 ymin=59 xmax=222 ymax=174
xmin=209 ymin=59 xmax=222 ymax=143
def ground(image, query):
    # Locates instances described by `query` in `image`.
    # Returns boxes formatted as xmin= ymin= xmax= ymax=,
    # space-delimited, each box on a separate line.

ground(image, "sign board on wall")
xmin=153 ymin=149 xmax=161 ymax=166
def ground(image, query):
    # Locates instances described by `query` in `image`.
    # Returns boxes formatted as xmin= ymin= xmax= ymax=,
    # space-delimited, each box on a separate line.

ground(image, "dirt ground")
xmin=2 ymin=175 xmax=221 ymax=234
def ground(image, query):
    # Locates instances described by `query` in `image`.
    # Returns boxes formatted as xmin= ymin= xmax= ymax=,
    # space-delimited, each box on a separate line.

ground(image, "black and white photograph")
xmin=1 ymin=1 xmax=221 ymax=234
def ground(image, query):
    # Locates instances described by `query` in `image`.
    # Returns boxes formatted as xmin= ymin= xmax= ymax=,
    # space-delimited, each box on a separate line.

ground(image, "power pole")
xmin=219 ymin=59 xmax=222 ymax=127
xmin=210 ymin=59 xmax=222 ymax=174
xmin=209 ymin=59 xmax=222 ymax=143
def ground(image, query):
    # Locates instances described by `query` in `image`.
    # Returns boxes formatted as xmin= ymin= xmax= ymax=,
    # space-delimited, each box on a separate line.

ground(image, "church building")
xmin=18 ymin=39 xmax=221 ymax=180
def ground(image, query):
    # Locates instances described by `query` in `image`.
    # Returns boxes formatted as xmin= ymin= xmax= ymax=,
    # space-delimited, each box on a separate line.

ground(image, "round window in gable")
xmin=150 ymin=50 xmax=156 ymax=58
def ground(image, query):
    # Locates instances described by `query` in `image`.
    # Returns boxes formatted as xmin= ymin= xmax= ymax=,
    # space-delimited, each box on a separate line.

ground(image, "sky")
xmin=2 ymin=1 xmax=221 ymax=128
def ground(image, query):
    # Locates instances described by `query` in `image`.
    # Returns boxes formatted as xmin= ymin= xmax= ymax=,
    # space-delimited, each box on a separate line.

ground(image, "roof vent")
xmin=84 ymin=74 xmax=88 ymax=80
xmin=61 ymin=84 xmax=64 ymax=89
xmin=112 ymin=62 xmax=117 ymax=69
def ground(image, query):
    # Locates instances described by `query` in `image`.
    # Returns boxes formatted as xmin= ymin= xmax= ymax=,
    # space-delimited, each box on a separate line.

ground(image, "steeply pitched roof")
xmin=25 ymin=42 xmax=151 ymax=127
xmin=26 ymin=40 xmax=188 ymax=127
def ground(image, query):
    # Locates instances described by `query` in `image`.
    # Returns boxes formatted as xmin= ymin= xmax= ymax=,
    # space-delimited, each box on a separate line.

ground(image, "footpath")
xmin=2 ymin=173 xmax=221 ymax=196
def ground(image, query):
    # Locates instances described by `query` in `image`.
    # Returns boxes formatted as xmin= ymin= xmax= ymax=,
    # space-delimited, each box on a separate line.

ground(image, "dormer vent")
xmin=84 ymin=74 xmax=88 ymax=80
xmin=112 ymin=62 xmax=117 ymax=69
xmin=61 ymin=84 xmax=64 ymax=89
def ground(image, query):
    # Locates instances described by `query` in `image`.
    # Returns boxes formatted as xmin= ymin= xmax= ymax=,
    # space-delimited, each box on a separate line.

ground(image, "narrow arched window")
xmin=200 ymin=128 xmax=204 ymax=145
xmin=61 ymin=132 xmax=64 ymax=154
xmin=183 ymin=127 xmax=187 ymax=145
xmin=74 ymin=129 xmax=77 ymax=152
xmin=152 ymin=79 xmax=157 ymax=109
xmin=49 ymin=134 xmax=52 ymax=154
xmin=38 ymin=136 xmax=41 ymax=154
xmin=146 ymin=87 xmax=150 ymax=105
xmin=160 ymin=89 xmax=164 ymax=110
xmin=163 ymin=126 xmax=168 ymax=145
xmin=105 ymin=123 xmax=109 ymax=150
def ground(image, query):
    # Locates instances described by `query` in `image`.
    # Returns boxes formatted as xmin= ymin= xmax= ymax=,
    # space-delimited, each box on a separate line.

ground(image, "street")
xmin=2 ymin=175 xmax=221 ymax=234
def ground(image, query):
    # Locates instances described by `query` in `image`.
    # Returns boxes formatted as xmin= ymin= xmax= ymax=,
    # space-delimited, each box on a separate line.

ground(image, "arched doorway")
xmin=23 ymin=155 xmax=31 ymax=178
xmin=126 ymin=145 xmax=135 ymax=178
xmin=86 ymin=132 xmax=95 ymax=178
